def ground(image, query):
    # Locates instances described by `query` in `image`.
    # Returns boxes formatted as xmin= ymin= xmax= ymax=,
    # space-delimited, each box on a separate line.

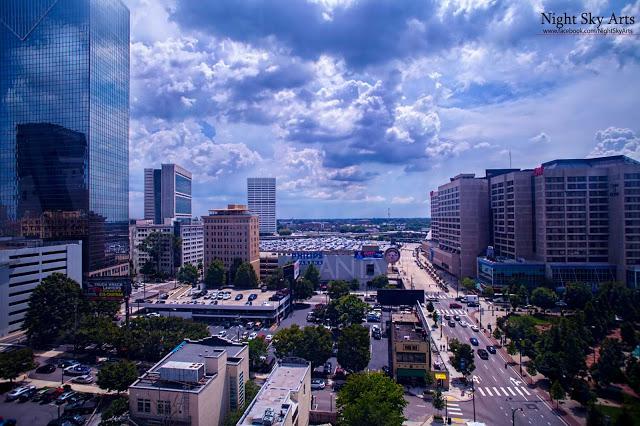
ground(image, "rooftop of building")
xmin=142 ymin=285 xmax=287 ymax=310
xmin=0 ymin=237 xmax=80 ymax=251
xmin=478 ymin=256 xmax=545 ymax=265
xmin=391 ymin=312 xmax=426 ymax=342
xmin=207 ymin=204 xmax=255 ymax=216
xmin=131 ymin=336 xmax=247 ymax=393
xmin=238 ymin=358 xmax=310 ymax=426
xmin=259 ymin=237 xmax=394 ymax=253
xmin=541 ymin=155 xmax=639 ymax=169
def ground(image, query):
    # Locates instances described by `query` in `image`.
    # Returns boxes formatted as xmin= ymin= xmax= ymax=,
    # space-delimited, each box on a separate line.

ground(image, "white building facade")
xmin=247 ymin=177 xmax=276 ymax=235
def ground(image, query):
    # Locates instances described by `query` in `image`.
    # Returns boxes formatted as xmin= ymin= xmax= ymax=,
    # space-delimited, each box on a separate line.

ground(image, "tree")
xmin=248 ymin=337 xmax=269 ymax=371
xmin=97 ymin=360 xmax=138 ymax=394
xmin=461 ymin=277 xmax=475 ymax=292
xmin=266 ymin=267 xmax=286 ymax=290
xmin=349 ymin=279 xmax=360 ymax=291
xmin=303 ymin=264 xmax=321 ymax=289
xmin=177 ymin=263 xmax=199 ymax=286
xmin=531 ymin=287 xmax=558 ymax=309
xmin=431 ymin=390 xmax=445 ymax=417
xmin=493 ymin=328 xmax=503 ymax=341
xmin=451 ymin=343 xmax=476 ymax=377
xmin=272 ymin=325 xmax=332 ymax=369
xmin=337 ymin=325 xmax=370 ymax=373
xmin=550 ymin=381 xmax=566 ymax=410
xmin=570 ymin=378 xmax=596 ymax=406
xmin=482 ymin=286 xmax=494 ymax=298
xmin=327 ymin=295 xmax=368 ymax=327
xmin=204 ymin=259 xmax=225 ymax=289
xmin=137 ymin=232 xmax=178 ymax=277
xmin=293 ymin=278 xmax=314 ymax=302
xmin=507 ymin=341 xmax=517 ymax=356
xmin=75 ymin=315 xmax=121 ymax=352
xmin=593 ymin=338 xmax=625 ymax=386
xmin=432 ymin=311 xmax=439 ymax=326
xmin=337 ymin=372 xmax=407 ymax=426
xmin=23 ymin=273 xmax=86 ymax=347
xmin=222 ymin=381 xmax=261 ymax=426
xmin=626 ymin=357 xmax=640 ymax=393
xmin=229 ymin=258 xmax=243 ymax=284
xmin=565 ymin=283 xmax=592 ymax=310
xmin=0 ymin=348 xmax=36 ymax=383
xmin=328 ymin=280 xmax=350 ymax=299
xmin=426 ymin=301 xmax=435 ymax=313
xmin=234 ymin=262 xmax=259 ymax=289
xmin=620 ymin=321 xmax=638 ymax=348
xmin=99 ymin=396 xmax=129 ymax=426
xmin=277 ymin=228 xmax=292 ymax=236
xmin=369 ymin=275 xmax=389 ymax=289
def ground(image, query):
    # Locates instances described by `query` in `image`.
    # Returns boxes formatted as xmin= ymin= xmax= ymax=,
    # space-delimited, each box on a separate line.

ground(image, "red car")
xmin=449 ymin=303 xmax=462 ymax=309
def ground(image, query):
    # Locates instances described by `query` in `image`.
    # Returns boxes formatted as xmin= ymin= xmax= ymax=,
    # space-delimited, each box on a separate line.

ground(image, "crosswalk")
xmin=426 ymin=293 xmax=450 ymax=300
xmin=436 ymin=309 xmax=469 ymax=316
xmin=475 ymin=386 xmax=531 ymax=398
xmin=447 ymin=401 xmax=463 ymax=416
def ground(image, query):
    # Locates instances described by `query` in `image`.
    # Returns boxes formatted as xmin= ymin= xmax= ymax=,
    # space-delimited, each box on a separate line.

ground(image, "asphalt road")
xmin=397 ymin=245 xmax=565 ymax=426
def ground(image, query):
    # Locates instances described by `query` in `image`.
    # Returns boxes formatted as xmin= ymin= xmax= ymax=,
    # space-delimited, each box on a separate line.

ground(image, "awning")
xmin=435 ymin=373 xmax=447 ymax=380
xmin=396 ymin=368 xmax=427 ymax=378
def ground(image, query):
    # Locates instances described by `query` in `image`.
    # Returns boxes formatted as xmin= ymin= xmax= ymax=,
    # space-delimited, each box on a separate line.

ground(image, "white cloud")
xmin=590 ymin=127 xmax=640 ymax=159
xmin=392 ymin=196 xmax=415 ymax=204
xmin=530 ymin=132 xmax=549 ymax=144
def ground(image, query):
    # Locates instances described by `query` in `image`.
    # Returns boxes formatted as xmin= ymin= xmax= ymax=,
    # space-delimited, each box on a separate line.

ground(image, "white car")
xmin=218 ymin=330 xmax=227 ymax=337
xmin=471 ymin=325 xmax=480 ymax=332
xmin=459 ymin=321 xmax=468 ymax=328
xmin=71 ymin=374 xmax=94 ymax=384
xmin=223 ymin=293 xmax=231 ymax=300
xmin=248 ymin=332 xmax=258 ymax=340
xmin=6 ymin=385 xmax=36 ymax=401
xmin=311 ymin=379 xmax=326 ymax=390
xmin=265 ymin=334 xmax=273 ymax=342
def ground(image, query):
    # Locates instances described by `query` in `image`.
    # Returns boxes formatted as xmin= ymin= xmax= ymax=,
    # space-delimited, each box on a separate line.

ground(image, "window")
xmin=137 ymin=399 xmax=150 ymax=413
xmin=366 ymin=264 xmax=375 ymax=276
xmin=157 ymin=400 xmax=171 ymax=416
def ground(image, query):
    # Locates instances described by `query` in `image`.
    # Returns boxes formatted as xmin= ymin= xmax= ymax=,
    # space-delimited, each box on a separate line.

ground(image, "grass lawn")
xmin=597 ymin=396 xmax=640 ymax=425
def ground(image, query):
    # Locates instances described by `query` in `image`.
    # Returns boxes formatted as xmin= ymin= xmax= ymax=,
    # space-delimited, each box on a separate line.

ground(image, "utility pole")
xmin=472 ymin=380 xmax=476 ymax=421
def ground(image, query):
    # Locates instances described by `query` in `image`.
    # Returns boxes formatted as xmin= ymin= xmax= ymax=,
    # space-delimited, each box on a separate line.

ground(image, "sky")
xmin=125 ymin=0 xmax=640 ymax=219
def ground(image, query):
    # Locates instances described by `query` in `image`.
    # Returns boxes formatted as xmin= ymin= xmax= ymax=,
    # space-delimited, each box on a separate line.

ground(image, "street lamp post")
xmin=511 ymin=407 xmax=523 ymax=425
xmin=472 ymin=379 xmax=476 ymax=421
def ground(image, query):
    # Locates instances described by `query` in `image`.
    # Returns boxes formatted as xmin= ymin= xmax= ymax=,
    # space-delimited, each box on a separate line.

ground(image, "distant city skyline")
xmin=119 ymin=0 xmax=639 ymax=219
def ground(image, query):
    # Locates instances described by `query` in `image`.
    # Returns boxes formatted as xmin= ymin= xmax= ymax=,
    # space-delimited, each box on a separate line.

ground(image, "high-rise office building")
xmin=203 ymin=204 xmax=260 ymax=281
xmin=144 ymin=164 xmax=192 ymax=224
xmin=247 ymin=177 xmax=276 ymax=235
xmin=0 ymin=0 xmax=130 ymax=277
xmin=427 ymin=174 xmax=490 ymax=279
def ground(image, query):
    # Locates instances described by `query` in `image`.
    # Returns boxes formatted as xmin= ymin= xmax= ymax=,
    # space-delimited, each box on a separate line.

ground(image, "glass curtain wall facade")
xmin=0 ymin=0 xmax=130 ymax=276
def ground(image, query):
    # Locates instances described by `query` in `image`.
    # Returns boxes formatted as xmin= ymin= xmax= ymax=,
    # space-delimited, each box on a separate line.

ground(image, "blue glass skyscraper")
xmin=0 ymin=0 xmax=130 ymax=276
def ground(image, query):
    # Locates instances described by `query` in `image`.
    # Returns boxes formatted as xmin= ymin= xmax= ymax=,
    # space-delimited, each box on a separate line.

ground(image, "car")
xmin=218 ymin=330 xmax=227 ymax=337
xmin=248 ymin=293 xmax=258 ymax=301
xmin=32 ymin=387 xmax=52 ymax=402
xmin=17 ymin=387 xmax=38 ymax=402
xmin=64 ymin=398 xmax=98 ymax=415
xmin=427 ymin=296 xmax=438 ymax=302
xmin=448 ymin=320 xmax=456 ymax=327
xmin=248 ymin=332 xmax=258 ymax=340
xmin=467 ymin=302 xmax=478 ymax=307
xmin=449 ymin=303 xmax=462 ymax=309
xmin=471 ymin=325 xmax=480 ymax=332
xmin=460 ymin=321 xmax=468 ymax=328
xmin=246 ymin=321 xmax=254 ymax=329
xmin=555 ymin=300 xmax=568 ymax=307
xmin=265 ymin=334 xmax=273 ymax=342
xmin=486 ymin=345 xmax=496 ymax=354
xmin=56 ymin=391 xmax=76 ymax=405
xmin=443 ymin=314 xmax=451 ymax=320
xmin=217 ymin=293 xmax=224 ymax=300
xmin=477 ymin=349 xmax=489 ymax=360
xmin=260 ymin=286 xmax=268 ymax=292
xmin=311 ymin=379 xmax=326 ymax=390
xmin=324 ymin=362 xmax=332 ymax=375
xmin=455 ymin=296 xmax=464 ymax=302
xmin=235 ymin=294 xmax=243 ymax=301
xmin=64 ymin=365 xmax=91 ymax=376
xmin=453 ymin=315 xmax=461 ymax=321
xmin=71 ymin=375 xmax=93 ymax=384
xmin=223 ymin=293 xmax=231 ymax=300
xmin=36 ymin=363 xmax=57 ymax=374
xmin=245 ymin=301 xmax=252 ymax=305
xmin=57 ymin=359 xmax=80 ymax=368
xmin=41 ymin=387 xmax=65 ymax=404
xmin=6 ymin=385 xmax=36 ymax=402
xmin=470 ymin=337 xmax=479 ymax=346
xmin=254 ymin=322 xmax=262 ymax=330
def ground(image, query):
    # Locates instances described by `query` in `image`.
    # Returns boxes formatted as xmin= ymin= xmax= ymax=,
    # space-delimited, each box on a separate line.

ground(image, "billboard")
xmin=283 ymin=260 xmax=300 ymax=281
xmin=85 ymin=277 xmax=131 ymax=301
xmin=376 ymin=289 xmax=424 ymax=306
xmin=354 ymin=250 xmax=383 ymax=259
xmin=290 ymin=251 xmax=323 ymax=266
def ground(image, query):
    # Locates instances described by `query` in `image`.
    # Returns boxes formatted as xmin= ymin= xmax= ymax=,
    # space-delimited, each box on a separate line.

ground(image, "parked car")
xmin=248 ymin=332 xmax=258 ymax=340
xmin=265 ymin=334 xmax=273 ymax=342
xmin=453 ymin=315 xmax=461 ymax=321
xmin=55 ymin=391 xmax=76 ymax=405
xmin=41 ymin=387 xmax=64 ymax=404
xmin=64 ymin=398 xmax=98 ymax=415
xmin=36 ymin=363 xmax=57 ymax=374
xmin=248 ymin=293 xmax=258 ymax=301
xmin=32 ymin=387 xmax=52 ymax=403
xmin=311 ymin=379 xmax=326 ymax=390
xmin=223 ymin=293 xmax=231 ymax=300
xmin=235 ymin=294 xmax=243 ymax=301
xmin=57 ymin=359 xmax=80 ymax=368
xmin=471 ymin=325 xmax=480 ymax=332
xmin=64 ymin=365 xmax=91 ymax=376
xmin=218 ymin=330 xmax=227 ymax=337
xmin=324 ymin=362 xmax=332 ymax=375
xmin=460 ymin=321 xmax=468 ymax=328
xmin=17 ymin=387 xmax=38 ymax=402
xmin=71 ymin=375 xmax=93 ymax=384
xmin=443 ymin=314 xmax=451 ymax=320
xmin=469 ymin=337 xmax=479 ymax=346
xmin=6 ymin=385 xmax=36 ymax=402
xmin=246 ymin=322 xmax=254 ymax=329
xmin=449 ymin=303 xmax=462 ymax=309
xmin=477 ymin=349 xmax=489 ymax=360
xmin=486 ymin=345 xmax=496 ymax=354
xmin=216 ymin=293 xmax=224 ymax=300
xmin=448 ymin=320 xmax=456 ymax=327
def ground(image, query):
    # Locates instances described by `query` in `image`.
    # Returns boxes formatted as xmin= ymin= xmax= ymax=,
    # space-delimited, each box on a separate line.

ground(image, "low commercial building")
xmin=0 ymin=239 xmax=82 ymax=337
xmin=130 ymin=221 xmax=176 ymax=275
xmin=476 ymin=257 xmax=546 ymax=289
xmin=259 ymin=252 xmax=279 ymax=281
xmin=129 ymin=336 xmax=249 ymax=426
xmin=389 ymin=312 xmax=431 ymax=386
xmin=175 ymin=220 xmax=204 ymax=268
xmin=237 ymin=358 xmax=311 ymax=426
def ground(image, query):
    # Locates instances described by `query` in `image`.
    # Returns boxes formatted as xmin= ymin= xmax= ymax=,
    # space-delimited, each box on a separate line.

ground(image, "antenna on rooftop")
xmin=509 ymin=149 xmax=512 ymax=168
xmin=388 ymin=208 xmax=391 ymax=220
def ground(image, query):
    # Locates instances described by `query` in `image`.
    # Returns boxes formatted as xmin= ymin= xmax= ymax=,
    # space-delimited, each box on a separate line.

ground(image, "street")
xmin=397 ymin=244 xmax=565 ymax=426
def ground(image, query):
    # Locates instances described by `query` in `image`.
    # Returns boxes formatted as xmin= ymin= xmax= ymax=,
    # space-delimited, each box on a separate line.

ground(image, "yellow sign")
xmin=435 ymin=373 xmax=447 ymax=380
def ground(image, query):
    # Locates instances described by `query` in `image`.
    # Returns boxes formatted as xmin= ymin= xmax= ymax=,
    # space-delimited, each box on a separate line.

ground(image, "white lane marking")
xmin=522 ymin=387 xmax=531 ymax=395
xmin=515 ymin=387 xmax=525 ymax=397
xmin=508 ymin=387 xmax=517 ymax=396
xmin=492 ymin=375 xmax=498 ymax=383
xmin=478 ymin=387 xmax=486 ymax=397
xmin=485 ymin=387 xmax=493 ymax=396
xmin=500 ymin=387 xmax=509 ymax=396
xmin=492 ymin=387 xmax=500 ymax=396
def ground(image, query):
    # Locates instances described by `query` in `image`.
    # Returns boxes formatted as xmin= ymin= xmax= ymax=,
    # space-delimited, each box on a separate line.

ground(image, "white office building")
xmin=0 ymin=240 xmax=82 ymax=337
xmin=247 ymin=177 xmax=276 ymax=235
xmin=145 ymin=164 xmax=192 ymax=224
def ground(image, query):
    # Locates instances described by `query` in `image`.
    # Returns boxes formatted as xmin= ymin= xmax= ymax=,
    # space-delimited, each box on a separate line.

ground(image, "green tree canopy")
xmin=550 ymin=381 xmax=566 ymax=409
xmin=337 ymin=325 xmax=371 ymax=373
xmin=426 ymin=301 xmax=435 ymax=313
xmin=303 ymin=264 xmax=320 ymax=289
xmin=530 ymin=287 xmax=558 ymax=309
xmin=23 ymin=273 xmax=86 ymax=347
xmin=293 ymin=278 xmax=314 ymax=302
xmin=431 ymin=389 xmax=445 ymax=415
xmin=97 ymin=360 xmax=138 ymax=394
xmin=451 ymin=343 xmax=476 ymax=377
xmin=234 ymin=262 xmax=259 ymax=289
xmin=461 ymin=277 xmax=475 ymax=292
xmin=272 ymin=325 xmax=333 ymax=369
xmin=328 ymin=280 xmax=350 ymax=299
xmin=248 ymin=337 xmax=269 ymax=371
xmin=327 ymin=295 xmax=368 ymax=327
xmin=565 ymin=283 xmax=593 ymax=310
xmin=0 ymin=348 xmax=36 ymax=383
xmin=620 ymin=321 xmax=638 ymax=348
xmin=204 ymin=259 xmax=226 ymax=289
xmin=337 ymin=372 xmax=407 ymax=426
xmin=177 ymin=263 xmax=199 ymax=286
xmin=369 ymin=275 xmax=389 ymax=289
xmin=593 ymin=338 xmax=625 ymax=386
